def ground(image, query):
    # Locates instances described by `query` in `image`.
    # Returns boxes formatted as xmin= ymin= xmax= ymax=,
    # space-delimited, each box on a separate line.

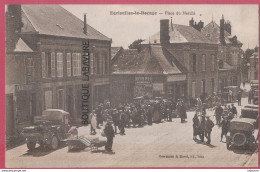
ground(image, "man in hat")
xmin=104 ymin=120 xmax=115 ymax=152
xmin=219 ymin=116 xmax=229 ymax=142
xmin=215 ymin=104 xmax=223 ymax=125
xmin=237 ymin=91 xmax=242 ymax=106
xmin=231 ymin=103 xmax=237 ymax=118
xmin=204 ymin=116 xmax=214 ymax=144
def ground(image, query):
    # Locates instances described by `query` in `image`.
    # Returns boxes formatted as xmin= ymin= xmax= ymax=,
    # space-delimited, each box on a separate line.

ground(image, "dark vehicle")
xmin=240 ymin=106 xmax=258 ymax=128
xmin=226 ymin=118 xmax=256 ymax=150
xmin=21 ymin=109 xmax=71 ymax=151
xmin=252 ymin=90 xmax=259 ymax=105
xmin=250 ymin=80 xmax=259 ymax=90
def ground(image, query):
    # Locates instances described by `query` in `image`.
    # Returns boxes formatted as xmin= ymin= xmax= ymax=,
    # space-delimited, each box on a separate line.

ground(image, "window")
xmin=211 ymin=54 xmax=215 ymax=71
xmin=51 ymin=52 xmax=56 ymax=77
xmin=102 ymin=53 xmax=107 ymax=74
xmin=57 ymin=53 xmax=63 ymax=77
xmin=72 ymin=53 xmax=81 ymax=76
xmin=66 ymin=53 xmax=72 ymax=77
xmin=41 ymin=52 xmax=46 ymax=78
xmin=211 ymin=78 xmax=215 ymax=93
xmin=202 ymin=54 xmax=206 ymax=71
xmin=44 ymin=90 xmax=52 ymax=109
xmin=57 ymin=89 xmax=64 ymax=109
xmin=26 ymin=58 xmax=33 ymax=83
xmin=191 ymin=81 xmax=196 ymax=98
xmin=96 ymin=53 xmax=100 ymax=74
xmin=191 ymin=54 xmax=196 ymax=72
xmin=201 ymin=79 xmax=206 ymax=94
xmin=46 ymin=52 xmax=51 ymax=77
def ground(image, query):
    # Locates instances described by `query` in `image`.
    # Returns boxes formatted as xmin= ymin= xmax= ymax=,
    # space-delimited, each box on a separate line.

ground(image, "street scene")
xmin=5 ymin=4 xmax=259 ymax=168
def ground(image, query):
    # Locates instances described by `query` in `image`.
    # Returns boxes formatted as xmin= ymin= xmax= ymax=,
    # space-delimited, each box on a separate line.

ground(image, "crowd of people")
xmin=192 ymin=96 xmax=238 ymax=145
xmin=88 ymin=98 xmax=188 ymax=151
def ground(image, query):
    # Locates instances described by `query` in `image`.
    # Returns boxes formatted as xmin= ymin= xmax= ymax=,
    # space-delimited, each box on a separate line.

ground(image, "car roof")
xmin=231 ymin=118 xmax=256 ymax=125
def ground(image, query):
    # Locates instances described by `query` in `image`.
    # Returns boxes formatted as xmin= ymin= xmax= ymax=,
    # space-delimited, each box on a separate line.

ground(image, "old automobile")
xmin=226 ymin=118 xmax=256 ymax=150
xmin=21 ymin=109 xmax=71 ymax=151
xmin=240 ymin=106 xmax=258 ymax=128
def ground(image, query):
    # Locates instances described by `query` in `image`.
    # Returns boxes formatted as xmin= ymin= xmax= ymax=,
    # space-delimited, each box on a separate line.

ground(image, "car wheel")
xmin=50 ymin=136 xmax=59 ymax=150
xmin=27 ymin=141 xmax=36 ymax=151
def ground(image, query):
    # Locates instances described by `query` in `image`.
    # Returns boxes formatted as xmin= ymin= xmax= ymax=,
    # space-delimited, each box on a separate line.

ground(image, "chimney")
xmin=7 ymin=5 xmax=22 ymax=33
xmin=220 ymin=15 xmax=226 ymax=45
xmin=160 ymin=19 xmax=170 ymax=44
xmin=189 ymin=17 xmax=194 ymax=27
xmin=224 ymin=20 xmax=231 ymax=35
xmin=6 ymin=5 xmax=22 ymax=52
xmin=83 ymin=13 xmax=87 ymax=34
xmin=198 ymin=20 xmax=204 ymax=31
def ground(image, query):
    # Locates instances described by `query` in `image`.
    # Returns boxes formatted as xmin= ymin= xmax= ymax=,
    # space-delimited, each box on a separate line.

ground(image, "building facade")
xmin=5 ymin=5 xmax=111 ymax=137
xmin=142 ymin=19 xmax=219 ymax=101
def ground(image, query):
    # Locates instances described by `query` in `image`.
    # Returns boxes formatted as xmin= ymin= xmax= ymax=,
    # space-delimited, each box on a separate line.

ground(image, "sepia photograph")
xmin=4 ymin=4 xmax=259 ymax=168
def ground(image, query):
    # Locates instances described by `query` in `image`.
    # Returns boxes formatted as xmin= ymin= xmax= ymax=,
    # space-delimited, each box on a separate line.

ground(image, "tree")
xmin=128 ymin=39 xmax=144 ymax=50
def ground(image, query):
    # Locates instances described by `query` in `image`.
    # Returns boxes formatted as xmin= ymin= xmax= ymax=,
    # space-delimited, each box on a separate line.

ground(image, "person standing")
xmin=204 ymin=116 xmax=214 ymax=144
xmin=119 ymin=110 xmax=126 ymax=135
xmin=237 ymin=91 xmax=242 ymax=106
xmin=112 ymin=109 xmax=120 ymax=134
xmin=90 ymin=110 xmax=97 ymax=135
xmin=104 ymin=121 xmax=115 ymax=152
xmin=231 ymin=104 xmax=237 ymax=118
xmin=193 ymin=113 xmax=200 ymax=140
xmin=219 ymin=116 xmax=229 ymax=142
xmin=180 ymin=100 xmax=187 ymax=123
xmin=215 ymin=104 xmax=223 ymax=125
xmin=147 ymin=105 xmax=153 ymax=125
xmin=248 ymin=90 xmax=252 ymax=104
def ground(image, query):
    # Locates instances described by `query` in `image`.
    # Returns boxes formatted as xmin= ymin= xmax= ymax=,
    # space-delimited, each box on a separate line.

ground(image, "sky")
xmin=62 ymin=5 xmax=259 ymax=50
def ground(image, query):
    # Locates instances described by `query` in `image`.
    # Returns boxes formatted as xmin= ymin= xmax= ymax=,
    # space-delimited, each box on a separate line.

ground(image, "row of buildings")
xmin=6 ymin=5 xmax=244 ymax=138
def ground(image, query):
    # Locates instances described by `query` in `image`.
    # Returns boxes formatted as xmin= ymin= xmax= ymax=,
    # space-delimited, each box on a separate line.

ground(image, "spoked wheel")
xmin=49 ymin=136 xmax=59 ymax=150
xmin=27 ymin=141 xmax=36 ymax=151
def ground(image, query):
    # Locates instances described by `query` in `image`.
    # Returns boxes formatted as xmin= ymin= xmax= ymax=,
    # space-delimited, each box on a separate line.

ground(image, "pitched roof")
xmin=111 ymin=47 xmax=123 ymax=60
xmin=113 ymin=45 xmax=186 ymax=75
xmin=201 ymin=21 xmax=242 ymax=45
xmin=14 ymin=38 xmax=33 ymax=52
xmin=142 ymin=24 xmax=214 ymax=45
xmin=21 ymin=5 xmax=110 ymax=41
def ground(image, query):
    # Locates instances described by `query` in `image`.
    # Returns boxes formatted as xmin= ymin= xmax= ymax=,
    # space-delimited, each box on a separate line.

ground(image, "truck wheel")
xmin=27 ymin=141 xmax=36 ymax=151
xmin=49 ymin=136 xmax=59 ymax=150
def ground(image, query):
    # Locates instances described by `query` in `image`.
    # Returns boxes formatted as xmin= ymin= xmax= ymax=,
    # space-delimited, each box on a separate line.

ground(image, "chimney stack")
xmin=83 ymin=13 xmax=87 ymax=34
xmin=220 ymin=15 xmax=226 ymax=45
xmin=224 ymin=20 xmax=231 ymax=35
xmin=160 ymin=19 xmax=170 ymax=44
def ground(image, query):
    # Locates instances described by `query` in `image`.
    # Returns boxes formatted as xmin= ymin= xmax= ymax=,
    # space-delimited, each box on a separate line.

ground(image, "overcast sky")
xmin=62 ymin=5 xmax=259 ymax=50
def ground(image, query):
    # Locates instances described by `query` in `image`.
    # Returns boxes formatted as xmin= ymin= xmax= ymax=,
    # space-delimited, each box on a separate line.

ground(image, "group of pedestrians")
xmin=88 ymin=98 xmax=188 ymax=151
xmin=192 ymin=97 xmax=238 ymax=145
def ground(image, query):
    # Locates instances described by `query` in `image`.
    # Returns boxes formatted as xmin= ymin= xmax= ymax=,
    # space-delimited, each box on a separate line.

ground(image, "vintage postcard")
xmin=4 ymin=4 xmax=259 ymax=168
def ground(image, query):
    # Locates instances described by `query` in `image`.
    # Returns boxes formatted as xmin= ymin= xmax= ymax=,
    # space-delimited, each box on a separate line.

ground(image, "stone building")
xmin=111 ymin=46 xmax=186 ymax=105
xmin=247 ymin=47 xmax=259 ymax=81
xmin=201 ymin=16 xmax=243 ymax=90
xmin=142 ymin=19 xmax=219 ymax=101
xmin=5 ymin=5 xmax=111 ymax=137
